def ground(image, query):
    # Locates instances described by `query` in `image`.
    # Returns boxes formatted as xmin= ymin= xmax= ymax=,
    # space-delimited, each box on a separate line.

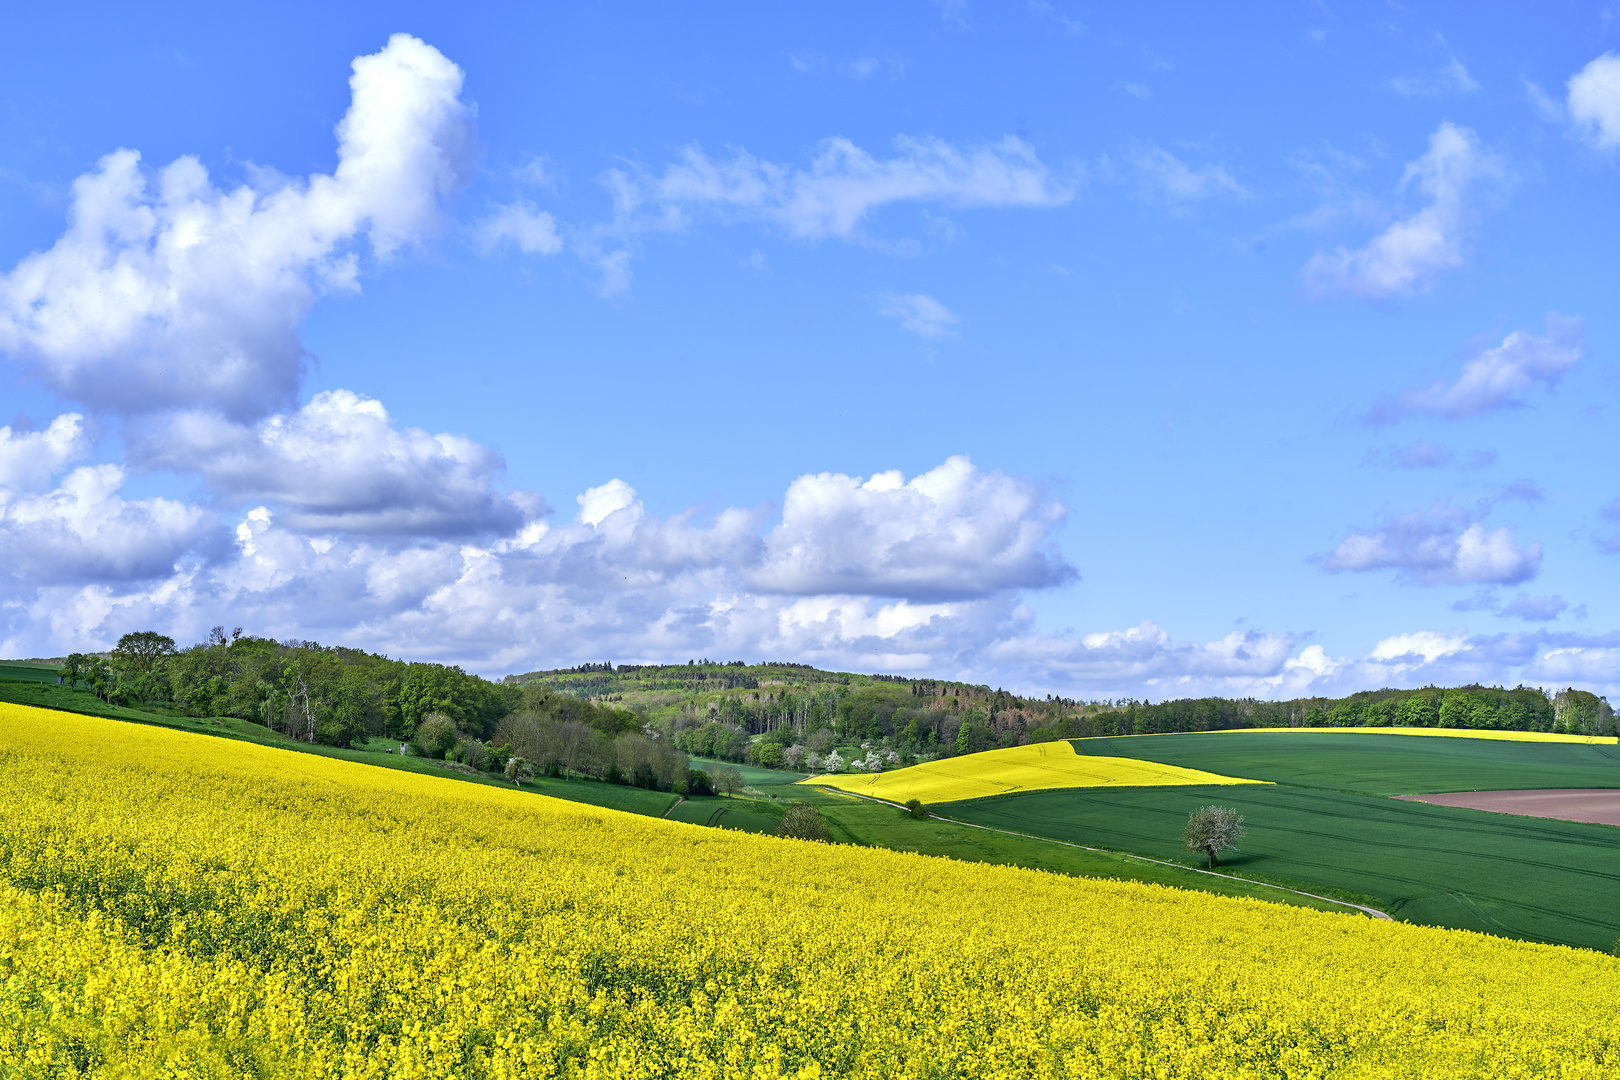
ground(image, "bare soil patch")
xmin=1396 ymin=789 xmax=1620 ymax=827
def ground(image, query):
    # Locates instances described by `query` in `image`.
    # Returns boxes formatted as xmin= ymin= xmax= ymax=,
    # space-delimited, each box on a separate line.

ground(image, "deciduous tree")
xmin=1183 ymin=805 xmax=1245 ymax=869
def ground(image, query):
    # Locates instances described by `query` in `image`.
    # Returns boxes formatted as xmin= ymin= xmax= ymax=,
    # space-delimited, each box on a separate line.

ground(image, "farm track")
xmin=817 ymin=786 xmax=1394 ymax=921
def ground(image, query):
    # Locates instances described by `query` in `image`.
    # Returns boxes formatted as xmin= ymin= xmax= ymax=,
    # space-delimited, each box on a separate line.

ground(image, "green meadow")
xmin=1070 ymin=730 xmax=1620 ymax=794
xmin=936 ymin=731 xmax=1620 ymax=950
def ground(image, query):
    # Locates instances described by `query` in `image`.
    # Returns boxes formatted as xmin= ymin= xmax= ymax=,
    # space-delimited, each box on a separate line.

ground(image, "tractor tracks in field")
xmin=820 ymin=787 xmax=1393 ymax=921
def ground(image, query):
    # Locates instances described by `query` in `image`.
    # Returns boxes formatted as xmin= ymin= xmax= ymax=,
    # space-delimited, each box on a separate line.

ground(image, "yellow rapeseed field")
xmin=4 ymin=701 xmax=1620 ymax=1078
xmin=1211 ymin=726 xmax=1620 ymax=745
xmin=805 ymin=738 xmax=1268 ymax=803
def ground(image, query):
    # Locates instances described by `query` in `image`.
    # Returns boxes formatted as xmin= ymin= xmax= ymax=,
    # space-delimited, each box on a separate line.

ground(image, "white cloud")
xmin=991 ymin=620 xmax=1298 ymax=687
xmin=0 ymin=34 xmax=474 ymax=419
xmin=1529 ymin=645 xmax=1620 ymax=684
xmin=5 ymin=472 xmax=1618 ymax=698
xmin=1130 ymin=146 xmax=1244 ymax=203
xmin=576 ymin=479 xmax=638 ymax=526
xmin=1391 ymin=58 xmax=1479 ymax=97
xmin=0 ymin=465 xmax=215 ymax=584
xmin=476 ymin=200 xmax=563 ymax=255
xmin=750 ymin=456 xmax=1073 ymax=601
xmin=0 ymin=454 xmax=1073 ymax=667
xmin=0 ymin=414 xmax=90 ymax=491
xmin=1301 ymin=122 xmax=1502 ymax=300
xmin=140 ymin=390 xmax=534 ymax=538
xmin=1367 ymin=315 xmax=1583 ymax=422
xmin=1323 ymin=502 xmax=1541 ymax=586
xmin=1568 ymin=53 xmax=1620 ymax=150
xmin=1499 ymin=592 xmax=1568 ymax=621
xmin=879 ymin=292 xmax=958 ymax=338
xmin=603 ymin=135 xmax=1073 ymax=243
xmin=1368 ymin=630 xmax=1469 ymax=664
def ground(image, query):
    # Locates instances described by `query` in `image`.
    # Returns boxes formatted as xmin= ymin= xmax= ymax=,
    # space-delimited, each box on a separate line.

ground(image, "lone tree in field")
xmin=1183 ymin=805 xmax=1245 ymax=868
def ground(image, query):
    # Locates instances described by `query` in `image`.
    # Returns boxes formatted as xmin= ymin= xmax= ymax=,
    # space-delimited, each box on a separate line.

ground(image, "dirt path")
xmin=661 ymin=796 xmax=686 ymax=819
xmin=818 ymin=786 xmax=1392 ymax=921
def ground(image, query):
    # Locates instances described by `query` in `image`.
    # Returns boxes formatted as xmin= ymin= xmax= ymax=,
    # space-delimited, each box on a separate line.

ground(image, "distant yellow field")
xmin=1214 ymin=726 xmax=1619 ymax=745
xmin=805 ymin=739 xmax=1268 ymax=803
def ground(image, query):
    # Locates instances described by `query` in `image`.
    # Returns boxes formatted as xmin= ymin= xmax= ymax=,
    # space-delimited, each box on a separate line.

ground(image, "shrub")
xmin=776 ymin=803 xmax=830 ymax=842
xmin=904 ymin=798 xmax=929 ymax=820
xmin=409 ymin=712 xmax=459 ymax=759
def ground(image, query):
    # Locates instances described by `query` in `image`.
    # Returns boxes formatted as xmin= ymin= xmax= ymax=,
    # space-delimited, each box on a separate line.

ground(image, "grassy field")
xmin=943 ymin=782 xmax=1620 ymax=950
xmin=740 ymin=768 xmax=1348 ymax=912
xmin=688 ymin=757 xmax=807 ymax=786
xmin=666 ymin=794 xmax=783 ymax=833
xmin=0 ymin=660 xmax=59 ymax=684
xmin=1071 ymin=730 xmax=1620 ymax=794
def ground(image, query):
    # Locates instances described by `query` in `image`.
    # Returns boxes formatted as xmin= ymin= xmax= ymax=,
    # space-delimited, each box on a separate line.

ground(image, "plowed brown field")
xmin=1395 ymin=788 xmax=1620 ymax=827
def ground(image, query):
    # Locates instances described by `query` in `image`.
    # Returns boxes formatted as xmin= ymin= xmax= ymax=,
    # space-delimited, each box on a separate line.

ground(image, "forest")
xmin=32 ymin=633 xmax=1616 ymax=789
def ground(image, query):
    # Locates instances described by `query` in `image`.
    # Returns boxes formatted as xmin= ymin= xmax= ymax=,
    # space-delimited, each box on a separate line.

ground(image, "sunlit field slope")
xmin=806 ymin=738 xmax=1267 ymax=804
xmin=1070 ymin=730 xmax=1620 ymax=795
xmin=1217 ymin=726 xmax=1618 ymax=744
xmin=7 ymin=702 xmax=1620 ymax=1078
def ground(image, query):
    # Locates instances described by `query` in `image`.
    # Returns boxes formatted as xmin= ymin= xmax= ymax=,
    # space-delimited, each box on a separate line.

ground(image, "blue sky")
xmin=1 ymin=2 xmax=1618 ymax=699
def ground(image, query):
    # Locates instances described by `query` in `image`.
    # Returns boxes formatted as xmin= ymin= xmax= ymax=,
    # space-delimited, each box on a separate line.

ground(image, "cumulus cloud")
xmin=575 ymin=479 xmax=638 ymax=526
xmin=1530 ymin=643 xmax=1620 ymax=684
xmin=1322 ymin=502 xmax=1541 ymax=586
xmin=476 ymin=200 xmax=563 ymax=255
xmin=1499 ymin=592 xmax=1568 ymax=621
xmin=1130 ymin=146 xmax=1244 ymax=204
xmin=878 ymin=292 xmax=958 ymax=338
xmin=0 ymin=414 xmax=90 ymax=491
xmin=137 ymin=390 xmax=534 ymax=538
xmin=0 ymin=34 xmax=474 ymax=419
xmin=0 ymin=465 xmax=215 ymax=584
xmin=6 ymin=472 xmax=1616 ymax=697
xmin=1568 ymin=53 xmax=1620 ymax=150
xmin=0 ymin=453 xmax=1078 ymax=667
xmin=1301 ymin=122 xmax=1502 ymax=300
xmin=601 ymin=135 xmax=1072 ymax=244
xmin=1367 ymin=315 xmax=1583 ymax=423
xmin=750 ymin=456 xmax=1073 ymax=601
xmin=988 ymin=620 xmax=1297 ymax=688
xmin=971 ymin=621 xmax=1620 ymax=700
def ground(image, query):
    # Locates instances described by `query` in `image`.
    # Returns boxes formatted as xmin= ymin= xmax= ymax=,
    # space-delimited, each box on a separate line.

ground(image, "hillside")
xmin=8 ymin=635 xmax=1616 ymax=784
xmin=6 ymin=701 xmax=1620 ymax=1077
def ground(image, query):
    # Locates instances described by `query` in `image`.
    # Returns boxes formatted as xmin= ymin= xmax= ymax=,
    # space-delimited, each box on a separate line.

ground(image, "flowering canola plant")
xmin=806 ymin=738 xmax=1268 ymax=804
xmin=2 ymin=701 xmax=1619 ymax=1078
xmin=1210 ymin=726 xmax=1620 ymax=745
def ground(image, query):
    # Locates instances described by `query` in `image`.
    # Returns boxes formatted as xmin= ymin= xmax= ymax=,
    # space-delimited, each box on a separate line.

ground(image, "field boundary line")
xmin=811 ymin=785 xmax=1392 ymax=921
